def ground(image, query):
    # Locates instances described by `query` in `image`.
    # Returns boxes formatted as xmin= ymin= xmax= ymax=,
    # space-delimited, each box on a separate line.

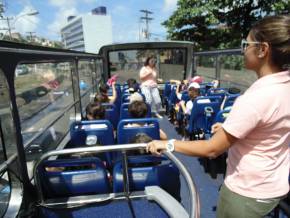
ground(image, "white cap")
xmin=188 ymin=82 xmax=200 ymax=90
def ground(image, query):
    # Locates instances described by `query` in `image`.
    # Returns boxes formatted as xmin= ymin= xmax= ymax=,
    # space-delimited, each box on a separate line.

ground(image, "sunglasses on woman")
xmin=241 ymin=39 xmax=261 ymax=52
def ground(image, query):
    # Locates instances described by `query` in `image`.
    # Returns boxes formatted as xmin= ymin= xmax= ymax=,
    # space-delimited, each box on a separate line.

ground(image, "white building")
xmin=61 ymin=8 xmax=112 ymax=54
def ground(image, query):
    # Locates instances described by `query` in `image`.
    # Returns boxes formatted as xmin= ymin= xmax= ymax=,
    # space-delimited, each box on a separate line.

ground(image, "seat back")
xmin=214 ymin=107 xmax=231 ymax=123
xmin=38 ymin=157 xmax=110 ymax=198
xmin=181 ymin=91 xmax=190 ymax=102
xmin=103 ymin=103 xmax=119 ymax=129
xmin=168 ymin=85 xmax=178 ymax=110
xmin=70 ymin=120 xmax=114 ymax=146
xmin=117 ymin=118 xmax=160 ymax=144
xmin=120 ymin=103 xmax=152 ymax=120
xmin=121 ymin=93 xmax=131 ymax=104
xmin=188 ymin=96 xmax=221 ymax=134
xmin=207 ymin=88 xmax=227 ymax=101
xmin=113 ymin=155 xmax=180 ymax=200
xmin=163 ymin=82 xmax=172 ymax=99
xmin=223 ymin=94 xmax=240 ymax=108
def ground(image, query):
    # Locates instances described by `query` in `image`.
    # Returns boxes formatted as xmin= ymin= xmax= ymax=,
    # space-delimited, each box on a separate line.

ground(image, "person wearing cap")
xmin=179 ymin=82 xmax=206 ymax=115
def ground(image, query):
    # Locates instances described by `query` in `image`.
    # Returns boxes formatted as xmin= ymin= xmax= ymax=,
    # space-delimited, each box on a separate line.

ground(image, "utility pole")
xmin=0 ymin=1 xmax=13 ymax=39
xmin=26 ymin=31 xmax=35 ymax=42
xmin=140 ymin=9 xmax=153 ymax=40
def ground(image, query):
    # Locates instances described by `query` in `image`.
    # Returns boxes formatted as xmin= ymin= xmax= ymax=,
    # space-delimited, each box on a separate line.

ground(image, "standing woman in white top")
xmin=139 ymin=56 xmax=163 ymax=118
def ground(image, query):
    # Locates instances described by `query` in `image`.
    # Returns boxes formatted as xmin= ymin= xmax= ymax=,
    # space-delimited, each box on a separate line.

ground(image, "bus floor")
xmin=159 ymin=116 xmax=224 ymax=218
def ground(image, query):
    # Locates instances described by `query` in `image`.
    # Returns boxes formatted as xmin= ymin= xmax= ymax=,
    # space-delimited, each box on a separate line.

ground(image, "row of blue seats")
xmin=37 ymin=155 xmax=180 ymax=200
xmin=70 ymin=118 xmax=160 ymax=146
xmin=163 ymin=84 xmax=239 ymax=138
xmin=103 ymin=102 xmax=151 ymax=129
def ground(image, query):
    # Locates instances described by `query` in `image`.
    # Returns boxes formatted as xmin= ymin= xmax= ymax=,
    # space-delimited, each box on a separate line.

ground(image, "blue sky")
xmin=3 ymin=0 xmax=177 ymax=42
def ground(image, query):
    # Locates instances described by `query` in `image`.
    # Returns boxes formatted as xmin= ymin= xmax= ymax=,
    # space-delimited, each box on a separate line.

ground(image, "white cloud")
xmin=47 ymin=0 xmax=79 ymax=38
xmin=163 ymin=0 xmax=177 ymax=12
xmin=13 ymin=6 xmax=40 ymax=34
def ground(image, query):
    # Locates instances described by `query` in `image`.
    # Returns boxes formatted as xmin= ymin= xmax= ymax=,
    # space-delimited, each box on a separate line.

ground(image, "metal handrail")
xmin=33 ymin=143 xmax=200 ymax=218
xmin=193 ymin=48 xmax=241 ymax=56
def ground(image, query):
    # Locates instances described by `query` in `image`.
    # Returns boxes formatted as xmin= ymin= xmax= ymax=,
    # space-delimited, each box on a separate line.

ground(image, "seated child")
xmin=98 ymin=81 xmax=117 ymax=104
xmin=179 ymin=82 xmax=200 ymax=115
xmin=129 ymin=92 xmax=144 ymax=103
xmin=127 ymin=101 xmax=167 ymax=140
xmin=85 ymin=101 xmax=105 ymax=120
xmin=128 ymin=133 xmax=153 ymax=155
xmin=126 ymin=78 xmax=140 ymax=94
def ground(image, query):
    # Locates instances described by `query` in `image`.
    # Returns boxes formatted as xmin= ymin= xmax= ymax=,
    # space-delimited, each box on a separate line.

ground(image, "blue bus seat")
xmin=117 ymin=118 xmax=160 ymax=144
xmin=70 ymin=120 xmax=115 ymax=146
xmin=181 ymin=91 xmax=190 ymax=102
xmin=120 ymin=103 xmax=152 ymax=120
xmin=38 ymin=157 xmax=110 ymax=199
xmin=223 ymin=93 xmax=240 ymax=108
xmin=70 ymin=120 xmax=115 ymax=164
xmin=113 ymin=155 xmax=181 ymax=201
xmin=121 ymin=93 xmax=131 ymax=104
xmin=102 ymin=103 xmax=119 ymax=129
xmin=187 ymin=96 xmax=221 ymax=136
xmin=207 ymin=88 xmax=227 ymax=101
xmin=214 ymin=107 xmax=232 ymax=123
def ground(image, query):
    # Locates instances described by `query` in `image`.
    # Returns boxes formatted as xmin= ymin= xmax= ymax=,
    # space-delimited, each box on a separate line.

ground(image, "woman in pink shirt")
xmin=147 ymin=15 xmax=290 ymax=218
xmin=139 ymin=56 xmax=163 ymax=119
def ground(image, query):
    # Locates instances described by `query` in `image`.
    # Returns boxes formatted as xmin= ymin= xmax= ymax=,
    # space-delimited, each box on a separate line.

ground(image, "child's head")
xmin=94 ymin=94 xmax=108 ymax=103
xmin=128 ymin=101 xmax=147 ymax=118
xmin=188 ymin=82 xmax=200 ymax=99
xmin=86 ymin=102 xmax=105 ymax=120
xmin=129 ymin=92 xmax=143 ymax=104
xmin=129 ymin=133 xmax=153 ymax=144
xmin=99 ymin=83 xmax=109 ymax=94
xmin=129 ymin=133 xmax=152 ymax=155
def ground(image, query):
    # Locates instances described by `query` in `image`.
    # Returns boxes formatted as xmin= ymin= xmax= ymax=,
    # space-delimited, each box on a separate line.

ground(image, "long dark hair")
xmin=98 ymin=83 xmax=109 ymax=102
xmin=144 ymin=56 xmax=156 ymax=67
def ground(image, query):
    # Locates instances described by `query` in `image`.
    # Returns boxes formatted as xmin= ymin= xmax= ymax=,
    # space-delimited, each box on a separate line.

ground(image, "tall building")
xmin=61 ymin=7 xmax=112 ymax=53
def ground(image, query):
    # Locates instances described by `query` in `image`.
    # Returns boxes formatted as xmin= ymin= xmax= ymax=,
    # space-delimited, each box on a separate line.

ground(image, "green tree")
xmin=163 ymin=0 xmax=289 ymax=50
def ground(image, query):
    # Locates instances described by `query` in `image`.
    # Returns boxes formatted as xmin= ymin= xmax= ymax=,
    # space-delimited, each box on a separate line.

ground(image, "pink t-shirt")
xmin=139 ymin=66 xmax=157 ymax=87
xmin=223 ymin=70 xmax=290 ymax=199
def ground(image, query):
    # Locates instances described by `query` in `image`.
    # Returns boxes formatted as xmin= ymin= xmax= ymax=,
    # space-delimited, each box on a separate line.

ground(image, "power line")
xmin=139 ymin=9 xmax=153 ymax=40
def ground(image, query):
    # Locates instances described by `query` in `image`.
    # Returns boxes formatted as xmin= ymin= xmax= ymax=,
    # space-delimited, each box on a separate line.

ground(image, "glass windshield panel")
xmin=109 ymin=48 xmax=186 ymax=83
xmin=79 ymin=60 xmax=95 ymax=111
xmin=219 ymin=55 xmax=257 ymax=92
xmin=0 ymin=70 xmax=13 ymax=217
xmin=0 ymin=70 xmax=17 ymax=159
xmin=15 ymin=62 xmax=74 ymax=147
xmin=195 ymin=56 xmax=216 ymax=82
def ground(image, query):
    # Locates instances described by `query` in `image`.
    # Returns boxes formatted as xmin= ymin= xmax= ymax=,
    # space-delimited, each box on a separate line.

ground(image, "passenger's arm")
xmin=109 ymin=82 xmax=117 ymax=104
xmin=179 ymin=101 xmax=186 ymax=114
xmin=147 ymin=127 xmax=237 ymax=158
xmin=175 ymin=84 xmax=181 ymax=96
xmin=159 ymin=129 xmax=168 ymax=140
xmin=170 ymin=79 xmax=181 ymax=84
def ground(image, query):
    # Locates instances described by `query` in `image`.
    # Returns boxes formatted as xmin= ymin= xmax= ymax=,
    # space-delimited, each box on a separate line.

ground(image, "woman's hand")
xmin=146 ymin=140 xmax=167 ymax=155
xmin=157 ymin=78 xmax=163 ymax=83
xmin=211 ymin=122 xmax=223 ymax=134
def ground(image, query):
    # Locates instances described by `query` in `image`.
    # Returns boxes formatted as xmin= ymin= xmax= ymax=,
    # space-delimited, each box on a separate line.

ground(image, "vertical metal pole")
xmin=122 ymin=151 xmax=130 ymax=198
xmin=215 ymin=55 xmax=221 ymax=87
